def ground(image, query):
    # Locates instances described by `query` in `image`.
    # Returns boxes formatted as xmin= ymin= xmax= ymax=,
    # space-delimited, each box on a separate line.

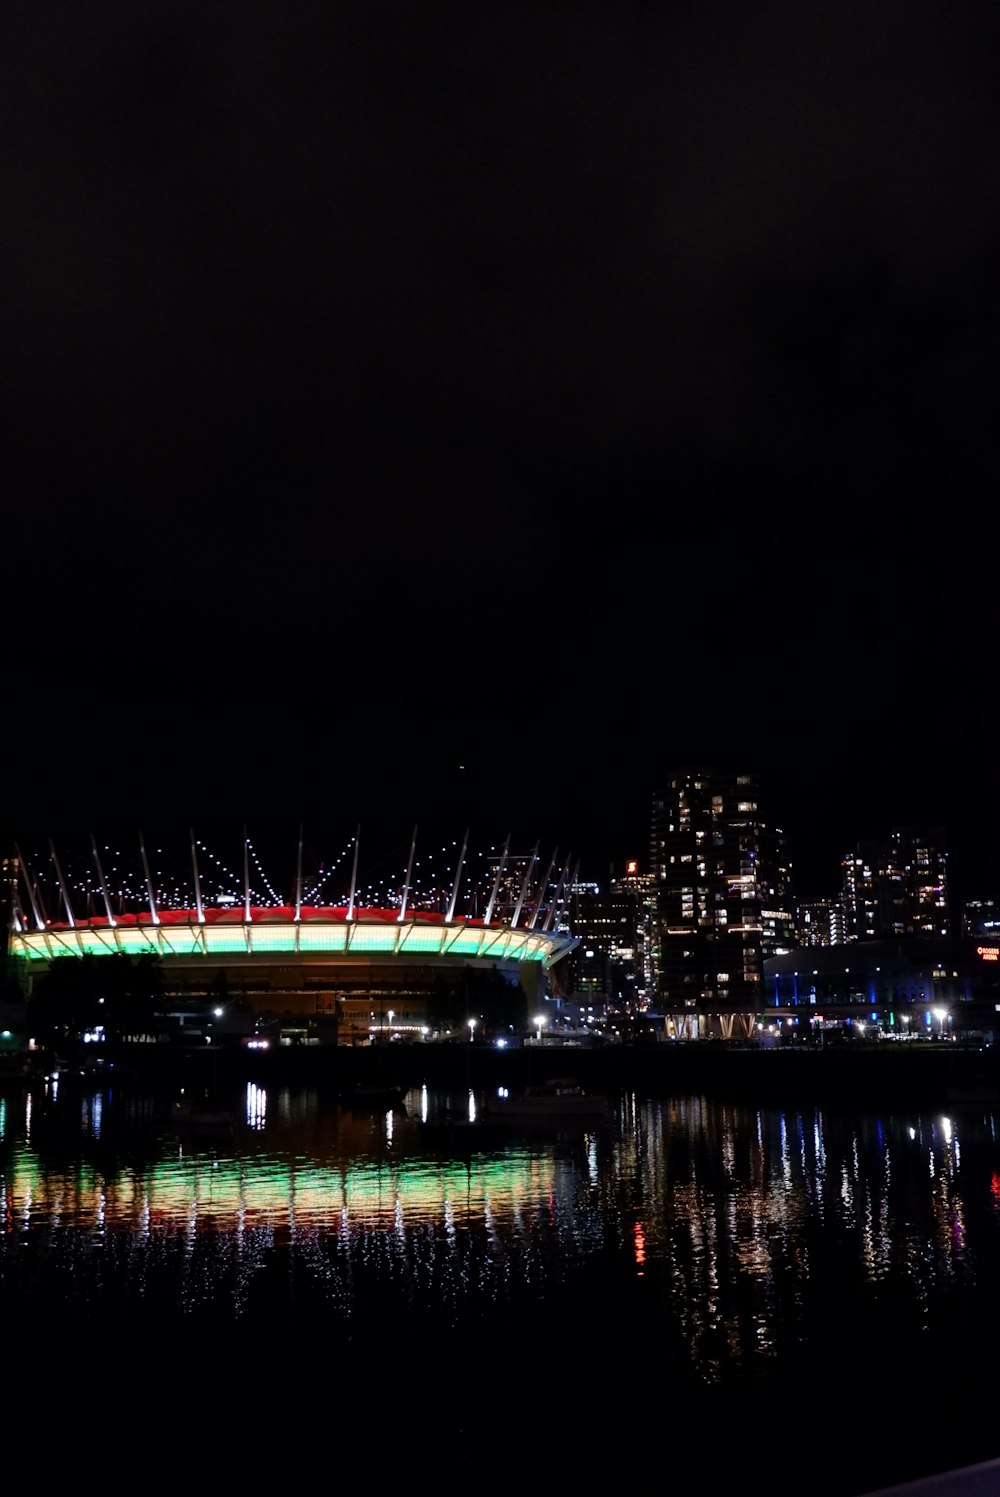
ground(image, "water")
xmin=2 ymin=1071 xmax=999 ymax=1493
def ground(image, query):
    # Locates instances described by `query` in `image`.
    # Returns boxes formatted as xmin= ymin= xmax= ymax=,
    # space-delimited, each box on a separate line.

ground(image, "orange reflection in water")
xmin=633 ymin=1220 xmax=646 ymax=1275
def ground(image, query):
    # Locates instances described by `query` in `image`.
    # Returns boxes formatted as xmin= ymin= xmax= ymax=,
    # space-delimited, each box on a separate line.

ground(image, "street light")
xmin=468 ymin=1018 xmax=476 ymax=1043
xmin=933 ymin=1007 xmax=949 ymax=1040
xmin=387 ymin=1009 xmax=395 ymax=1043
xmin=534 ymin=1013 xmax=546 ymax=1044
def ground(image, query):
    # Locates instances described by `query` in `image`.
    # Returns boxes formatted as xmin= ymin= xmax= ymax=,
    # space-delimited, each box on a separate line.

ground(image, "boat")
xmin=484 ymin=1076 xmax=612 ymax=1122
xmin=943 ymin=1057 xmax=1000 ymax=1107
xmin=169 ymin=1094 xmax=238 ymax=1135
xmin=339 ymin=1082 xmax=410 ymax=1111
xmin=943 ymin=1083 xmax=1000 ymax=1107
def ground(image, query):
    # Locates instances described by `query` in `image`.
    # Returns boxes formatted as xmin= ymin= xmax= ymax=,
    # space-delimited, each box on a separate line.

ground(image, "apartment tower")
xmin=650 ymin=768 xmax=794 ymax=1038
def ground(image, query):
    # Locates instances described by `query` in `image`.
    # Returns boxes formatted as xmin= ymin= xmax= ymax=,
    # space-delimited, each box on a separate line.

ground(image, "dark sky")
xmin=2 ymin=2 xmax=999 ymax=903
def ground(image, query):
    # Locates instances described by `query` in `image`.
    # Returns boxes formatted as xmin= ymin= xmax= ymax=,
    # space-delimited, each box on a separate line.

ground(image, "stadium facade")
xmin=3 ymin=828 xmax=579 ymax=1045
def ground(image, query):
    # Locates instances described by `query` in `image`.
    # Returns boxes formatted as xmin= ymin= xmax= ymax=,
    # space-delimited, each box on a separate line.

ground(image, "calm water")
xmin=2 ymin=1070 xmax=1000 ymax=1493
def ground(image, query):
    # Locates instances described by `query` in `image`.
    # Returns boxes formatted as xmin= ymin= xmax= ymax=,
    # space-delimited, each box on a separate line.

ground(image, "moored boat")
xmin=943 ymin=1083 xmax=1000 ymax=1107
xmin=340 ymin=1082 xmax=410 ymax=1111
xmin=484 ymin=1076 xmax=611 ymax=1121
xmin=169 ymin=1092 xmax=238 ymax=1134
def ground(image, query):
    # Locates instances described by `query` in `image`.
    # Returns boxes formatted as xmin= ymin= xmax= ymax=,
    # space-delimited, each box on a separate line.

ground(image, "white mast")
xmin=445 ymin=828 xmax=470 ymax=923
xmin=483 ymin=833 xmax=510 ymax=925
xmin=294 ymin=823 xmax=304 ymax=922
xmin=243 ymin=827 xmax=252 ymax=922
xmin=139 ymin=830 xmax=160 ymax=924
xmin=49 ymin=838 xmax=75 ymax=927
xmin=190 ymin=828 xmax=204 ymax=923
xmin=91 ymin=835 xmax=117 ymax=926
xmin=346 ymin=826 xmax=360 ymax=921
xmin=510 ymin=841 xmax=539 ymax=929
xmin=542 ymin=854 xmax=572 ymax=933
xmin=528 ymin=848 xmax=558 ymax=931
xmin=398 ymin=826 xmax=418 ymax=922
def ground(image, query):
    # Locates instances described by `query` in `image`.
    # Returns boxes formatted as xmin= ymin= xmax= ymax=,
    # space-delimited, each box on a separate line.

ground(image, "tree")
xmin=29 ymin=955 xmax=104 ymax=1048
xmin=424 ymin=965 xmax=529 ymax=1037
xmin=29 ymin=952 xmax=166 ymax=1050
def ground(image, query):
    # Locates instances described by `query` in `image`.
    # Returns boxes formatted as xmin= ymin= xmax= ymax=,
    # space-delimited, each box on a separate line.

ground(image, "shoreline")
xmin=50 ymin=1037 xmax=999 ymax=1108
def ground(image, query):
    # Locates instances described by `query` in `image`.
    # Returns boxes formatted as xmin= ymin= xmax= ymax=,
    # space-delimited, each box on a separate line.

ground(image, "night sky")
xmin=2 ymin=3 xmax=999 ymax=904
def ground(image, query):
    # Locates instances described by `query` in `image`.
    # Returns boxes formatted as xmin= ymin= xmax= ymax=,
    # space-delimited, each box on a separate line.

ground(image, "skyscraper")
xmin=609 ymin=859 xmax=657 ymax=1001
xmin=563 ymin=860 xmax=657 ymax=1013
xmin=650 ymin=768 xmax=794 ymax=1039
xmin=840 ymin=828 xmax=949 ymax=941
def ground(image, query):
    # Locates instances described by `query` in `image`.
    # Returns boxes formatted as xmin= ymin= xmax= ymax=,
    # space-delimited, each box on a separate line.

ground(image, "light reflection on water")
xmin=3 ymin=1075 xmax=1000 ymax=1487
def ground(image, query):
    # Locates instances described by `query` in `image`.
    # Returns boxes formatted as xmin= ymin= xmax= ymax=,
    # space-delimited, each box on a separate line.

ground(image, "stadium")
xmin=3 ymin=826 xmax=579 ymax=1048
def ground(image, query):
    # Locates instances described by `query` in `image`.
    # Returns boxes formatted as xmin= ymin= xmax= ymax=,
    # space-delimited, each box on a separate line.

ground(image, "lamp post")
xmin=534 ymin=1013 xmax=546 ymax=1044
xmin=468 ymin=1017 xmax=476 ymax=1044
xmin=387 ymin=1009 xmax=395 ymax=1044
xmin=933 ymin=1007 xmax=949 ymax=1041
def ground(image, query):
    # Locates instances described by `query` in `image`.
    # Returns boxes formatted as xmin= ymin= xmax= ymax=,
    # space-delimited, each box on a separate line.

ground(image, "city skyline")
xmin=4 ymin=774 xmax=990 ymax=918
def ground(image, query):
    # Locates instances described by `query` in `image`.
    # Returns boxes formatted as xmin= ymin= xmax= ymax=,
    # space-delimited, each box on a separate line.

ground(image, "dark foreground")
xmin=4 ymin=1044 xmax=1000 ymax=1495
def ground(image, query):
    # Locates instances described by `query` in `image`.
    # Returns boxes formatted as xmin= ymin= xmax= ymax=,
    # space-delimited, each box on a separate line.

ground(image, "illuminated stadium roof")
xmin=6 ymin=827 xmax=579 ymax=970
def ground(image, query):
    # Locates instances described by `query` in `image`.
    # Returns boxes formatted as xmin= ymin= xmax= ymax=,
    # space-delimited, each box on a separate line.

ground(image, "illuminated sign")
xmin=977 ymin=945 xmax=1000 ymax=962
xmin=627 ymin=860 xmax=638 ymax=874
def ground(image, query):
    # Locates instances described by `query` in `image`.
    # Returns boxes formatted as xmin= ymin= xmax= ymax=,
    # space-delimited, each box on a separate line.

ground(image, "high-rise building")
xmin=609 ymin=859 xmax=657 ymax=1001
xmin=563 ymin=880 xmax=614 ymax=1002
xmin=564 ymin=864 xmax=653 ymax=1012
xmin=962 ymin=898 xmax=1000 ymax=939
xmin=841 ymin=841 xmax=883 ymax=941
xmin=650 ymin=768 xmax=794 ymax=1039
xmin=885 ymin=827 xmax=950 ymax=937
xmin=796 ymin=898 xmax=847 ymax=947
xmin=840 ymin=828 xmax=949 ymax=941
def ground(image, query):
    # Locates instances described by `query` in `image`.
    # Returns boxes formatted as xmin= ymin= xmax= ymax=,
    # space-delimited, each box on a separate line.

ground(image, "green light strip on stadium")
xmin=8 ymin=922 xmax=560 ymax=963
